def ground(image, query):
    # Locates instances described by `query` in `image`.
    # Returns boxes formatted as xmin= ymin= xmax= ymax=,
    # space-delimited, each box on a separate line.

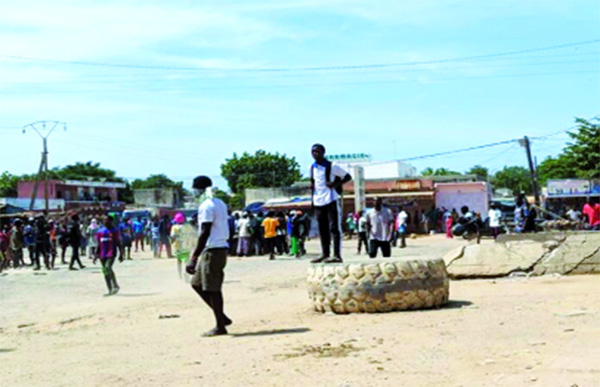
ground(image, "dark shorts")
xmin=191 ymin=248 xmax=228 ymax=292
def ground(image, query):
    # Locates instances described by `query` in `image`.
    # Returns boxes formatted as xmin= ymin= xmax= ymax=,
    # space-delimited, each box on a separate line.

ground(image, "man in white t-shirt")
xmin=366 ymin=197 xmax=394 ymax=258
xmin=309 ymin=144 xmax=352 ymax=263
xmin=396 ymin=206 xmax=408 ymax=248
xmin=186 ymin=175 xmax=232 ymax=337
xmin=487 ymin=203 xmax=503 ymax=239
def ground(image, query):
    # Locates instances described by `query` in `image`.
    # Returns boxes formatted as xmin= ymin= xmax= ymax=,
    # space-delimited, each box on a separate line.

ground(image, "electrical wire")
xmin=1 ymin=39 xmax=598 ymax=72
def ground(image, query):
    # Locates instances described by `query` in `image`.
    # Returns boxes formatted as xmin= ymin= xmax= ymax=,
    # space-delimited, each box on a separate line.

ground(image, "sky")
xmin=0 ymin=0 xmax=599 ymax=191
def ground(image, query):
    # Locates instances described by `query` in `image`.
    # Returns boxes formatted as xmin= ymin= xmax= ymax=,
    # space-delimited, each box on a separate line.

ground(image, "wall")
xmin=435 ymin=182 xmax=491 ymax=215
xmin=245 ymin=184 xmax=311 ymax=204
xmin=18 ymin=180 xmax=60 ymax=200
xmin=0 ymin=197 xmax=65 ymax=211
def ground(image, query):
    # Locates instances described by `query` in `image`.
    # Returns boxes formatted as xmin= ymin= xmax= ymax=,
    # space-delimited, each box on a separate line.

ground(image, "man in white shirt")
xmin=309 ymin=144 xmax=352 ymax=263
xmin=396 ymin=206 xmax=408 ymax=248
xmin=236 ymin=212 xmax=252 ymax=256
xmin=186 ymin=175 xmax=232 ymax=337
xmin=487 ymin=203 xmax=503 ymax=239
xmin=366 ymin=197 xmax=394 ymax=258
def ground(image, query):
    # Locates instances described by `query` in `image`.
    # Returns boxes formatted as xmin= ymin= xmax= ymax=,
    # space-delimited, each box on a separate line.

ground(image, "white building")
xmin=335 ymin=160 xmax=416 ymax=180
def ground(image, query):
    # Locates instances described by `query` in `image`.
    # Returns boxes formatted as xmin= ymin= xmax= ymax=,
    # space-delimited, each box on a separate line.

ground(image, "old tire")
xmin=307 ymin=259 xmax=449 ymax=314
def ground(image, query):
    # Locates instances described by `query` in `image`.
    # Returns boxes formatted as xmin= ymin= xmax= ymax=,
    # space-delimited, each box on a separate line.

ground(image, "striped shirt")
xmin=96 ymin=227 xmax=120 ymax=259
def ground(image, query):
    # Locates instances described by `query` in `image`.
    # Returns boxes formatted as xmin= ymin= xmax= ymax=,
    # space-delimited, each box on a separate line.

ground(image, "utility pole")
xmin=519 ymin=136 xmax=540 ymax=205
xmin=23 ymin=121 xmax=67 ymax=212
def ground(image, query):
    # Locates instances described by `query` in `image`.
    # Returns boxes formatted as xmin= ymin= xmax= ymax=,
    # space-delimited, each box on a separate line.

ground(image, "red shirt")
xmin=582 ymin=203 xmax=600 ymax=226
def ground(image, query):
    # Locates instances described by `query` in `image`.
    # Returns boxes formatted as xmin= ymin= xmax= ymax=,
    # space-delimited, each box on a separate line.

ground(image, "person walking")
xmin=356 ymin=210 xmax=369 ymax=254
xmin=95 ymin=215 xmax=122 ymax=296
xmin=366 ymin=197 xmax=394 ymax=258
xmin=67 ymin=213 xmax=86 ymax=270
xmin=86 ymin=218 xmax=99 ymax=259
xmin=309 ymin=143 xmax=352 ymax=263
xmin=132 ymin=217 xmax=145 ymax=252
xmin=10 ymin=220 xmax=24 ymax=269
xmin=186 ymin=175 xmax=232 ymax=337
xmin=396 ymin=206 xmax=409 ymax=248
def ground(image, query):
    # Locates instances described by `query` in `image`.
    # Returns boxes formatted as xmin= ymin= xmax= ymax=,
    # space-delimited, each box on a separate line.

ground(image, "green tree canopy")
xmin=0 ymin=171 xmax=19 ymax=197
xmin=421 ymin=167 xmax=462 ymax=176
xmin=466 ymin=165 xmax=489 ymax=179
xmin=21 ymin=161 xmax=123 ymax=182
xmin=492 ymin=166 xmax=531 ymax=194
xmin=537 ymin=117 xmax=600 ymax=184
xmin=221 ymin=150 xmax=301 ymax=194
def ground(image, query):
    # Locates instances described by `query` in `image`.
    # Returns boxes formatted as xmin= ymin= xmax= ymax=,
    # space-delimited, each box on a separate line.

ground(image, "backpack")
xmin=310 ymin=160 xmax=344 ymax=197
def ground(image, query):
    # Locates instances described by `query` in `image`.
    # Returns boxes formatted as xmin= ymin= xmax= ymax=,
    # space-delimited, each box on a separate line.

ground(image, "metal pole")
xmin=23 ymin=121 xmax=66 ymax=212
xmin=43 ymin=137 xmax=49 ymax=212
xmin=523 ymin=136 xmax=541 ymax=205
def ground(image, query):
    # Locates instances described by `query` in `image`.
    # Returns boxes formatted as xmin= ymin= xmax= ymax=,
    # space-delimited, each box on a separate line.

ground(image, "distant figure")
xmin=445 ymin=213 xmax=454 ymax=239
xmin=488 ymin=203 xmax=503 ymax=239
xmin=236 ymin=212 xmax=252 ymax=257
xmin=309 ymin=143 xmax=352 ymax=263
xmin=262 ymin=211 xmax=279 ymax=260
xmin=86 ymin=219 xmax=100 ymax=259
xmin=67 ymin=213 xmax=85 ymax=271
xmin=366 ymin=197 xmax=394 ymax=258
xmin=132 ymin=217 xmax=145 ymax=252
xmin=396 ymin=206 xmax=409 ymax=248
xmin=356 ymin=210 xmax=369 ymax=254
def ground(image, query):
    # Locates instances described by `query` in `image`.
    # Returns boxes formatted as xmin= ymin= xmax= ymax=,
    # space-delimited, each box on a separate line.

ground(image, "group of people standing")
xmin=230 ymin=210 xmax=311 ymax=260
xmin=0 ymin=212 xmax=124 ymax=296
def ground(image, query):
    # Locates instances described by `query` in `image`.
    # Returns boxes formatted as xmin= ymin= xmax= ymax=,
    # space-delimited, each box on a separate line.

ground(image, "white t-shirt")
xmin=488 ymin=209 xmax=502 ymax=228
xmin=237 ymin=218 xmax=252 ymax=237
xmin=366 ymin=207 xmax=393 ymax=241
xmin=198 ymin=198 xmax=229 ymax=249
xmin=396 ymin=211 xmax=408 ymax=229
xmin=310 ymin=162 xmax=349 ymax=207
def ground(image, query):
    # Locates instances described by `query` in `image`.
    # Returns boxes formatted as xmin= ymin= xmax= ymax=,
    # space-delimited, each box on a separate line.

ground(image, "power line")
xmin=0 ymin=69 xmax=597 ymax=95
xmin=1 ymin=39 xmax=598 ymax=73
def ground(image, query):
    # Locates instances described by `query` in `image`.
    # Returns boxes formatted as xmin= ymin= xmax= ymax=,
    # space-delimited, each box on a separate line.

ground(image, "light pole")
xmin=23 ymin=121 xmax=67 ymax=211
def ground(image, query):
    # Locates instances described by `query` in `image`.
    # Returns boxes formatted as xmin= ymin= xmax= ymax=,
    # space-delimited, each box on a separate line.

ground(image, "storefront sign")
xmin=546 ymin=179 xmax=599 ymax=197
xmin=329 ymin=153 xmax=371 ymax=162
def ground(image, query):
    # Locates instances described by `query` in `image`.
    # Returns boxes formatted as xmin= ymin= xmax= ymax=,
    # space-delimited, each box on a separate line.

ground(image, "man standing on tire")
xmin=186 ymin=176 xmax=232 ymax=337
xmin=366 ymin=197 xmax=394 ymax=258
xmin=310 ymin=144 xmax=352 ymax=264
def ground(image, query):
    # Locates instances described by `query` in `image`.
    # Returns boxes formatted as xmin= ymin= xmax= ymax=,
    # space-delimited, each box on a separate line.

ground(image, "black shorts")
xmin=191 ymin=248 xmax=228 ymax=292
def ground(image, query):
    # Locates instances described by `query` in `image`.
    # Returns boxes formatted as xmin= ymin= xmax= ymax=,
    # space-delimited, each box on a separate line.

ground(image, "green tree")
xmin=466 ymin=165 xmax=489 ymax=179
xmin=492 ymin=166 xmax=532 ymax=194
xmin=421 ymin=167 xmax=462 ymax=176
xmin=221 ymin=150 xmax=301 ymax=194
xmin=0 ymin=171 xmax=19 ymax=197
xmin=537 ymin=117 xmax=600 ymax=183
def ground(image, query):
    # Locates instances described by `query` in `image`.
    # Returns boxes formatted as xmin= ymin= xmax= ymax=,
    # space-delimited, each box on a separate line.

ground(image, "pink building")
xmin=18 ymin=179 xmax=126 ymax=203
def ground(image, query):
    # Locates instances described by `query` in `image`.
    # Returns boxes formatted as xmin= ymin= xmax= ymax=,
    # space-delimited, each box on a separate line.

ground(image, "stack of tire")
xmin=307 ymin=259 xmax=449 ymax=314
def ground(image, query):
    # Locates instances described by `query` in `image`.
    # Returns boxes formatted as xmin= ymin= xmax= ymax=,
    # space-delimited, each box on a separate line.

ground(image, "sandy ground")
xmin=1 ymin=235 xmax=599 ymax=387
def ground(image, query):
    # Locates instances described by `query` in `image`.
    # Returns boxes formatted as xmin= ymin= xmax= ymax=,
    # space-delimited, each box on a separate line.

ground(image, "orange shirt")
xmin=262 ymin=218 xmax=279 ymax=238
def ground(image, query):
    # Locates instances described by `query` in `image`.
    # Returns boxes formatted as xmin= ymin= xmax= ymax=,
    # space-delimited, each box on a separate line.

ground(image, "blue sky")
xmin=0 ymin=0 xmax=598 ymax=190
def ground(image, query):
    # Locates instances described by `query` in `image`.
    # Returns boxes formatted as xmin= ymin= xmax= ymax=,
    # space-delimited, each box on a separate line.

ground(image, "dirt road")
xmin=1 ymin=235 xmax=598 ymax=386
